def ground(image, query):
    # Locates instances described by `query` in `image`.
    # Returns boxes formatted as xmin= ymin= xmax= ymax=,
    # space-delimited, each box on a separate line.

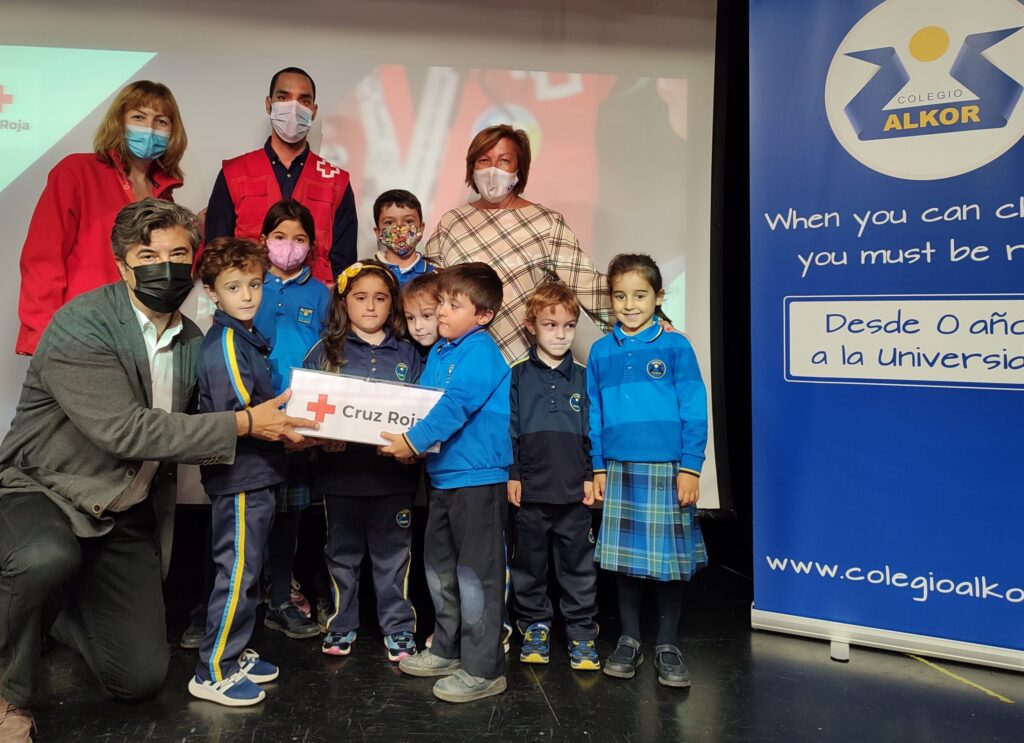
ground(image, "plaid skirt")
xmin=276 ymin=452 xmax=312 ymax=513
xmin=594 ymin=461 xmax=707 ymax=581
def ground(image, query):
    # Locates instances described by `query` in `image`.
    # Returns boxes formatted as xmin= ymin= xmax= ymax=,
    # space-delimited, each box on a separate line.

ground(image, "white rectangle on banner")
xmin=286 ymin=368 xmax=444 ymax=446
xmin=785 ymin=295 xmax=1024 ymax=389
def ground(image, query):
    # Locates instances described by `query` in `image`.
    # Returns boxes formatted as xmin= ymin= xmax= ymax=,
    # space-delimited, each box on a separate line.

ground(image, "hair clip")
xmin=336 ymin=261 xmax=395 ymax=295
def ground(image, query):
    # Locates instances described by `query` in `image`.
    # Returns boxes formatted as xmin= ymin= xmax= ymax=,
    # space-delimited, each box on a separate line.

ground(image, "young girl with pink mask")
xmin=252 ymin=199 xmax=331 ymax=641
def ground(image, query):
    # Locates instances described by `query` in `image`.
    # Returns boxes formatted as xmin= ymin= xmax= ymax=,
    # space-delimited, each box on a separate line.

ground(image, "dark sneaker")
xmin=264 ymin=602 xmax=320 ymax=639
xmin=568 ymin=639 xmax=601 ymax=671
xmin=384 ymin=631 xmax=418 ymax=662
xmin=603 ymin=635 xmax=643 ymax=679
xmin=188 ymin=670 xmax=265 ymax=707
xmin=432 ymin=670 xmax=507 ymax=703
xmin=398 ymin=648 xmax=460 ymax=677
xmin=519 ymin=622 xmax=551 ymax=664
xmin=180 ymin=607 xmax=207 ymax=650
xmin=654 ymin=644 xmax=691 ymax=688
xmin=321 ymin=630 xmax=357 ymax=656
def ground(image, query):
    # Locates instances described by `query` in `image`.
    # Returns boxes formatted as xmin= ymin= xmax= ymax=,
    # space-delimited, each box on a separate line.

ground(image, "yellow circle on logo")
xmin=909 ymin=26 xmax=949 ymax=62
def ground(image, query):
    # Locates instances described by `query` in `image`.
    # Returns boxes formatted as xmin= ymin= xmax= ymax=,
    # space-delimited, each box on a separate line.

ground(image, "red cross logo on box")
xmin=306 ymin=393 xmax=336 ymax=423
xmin=316 ymin=160 xmax=341 ymax=179
xmin=0 ymin=86 xmax=13 ymax=113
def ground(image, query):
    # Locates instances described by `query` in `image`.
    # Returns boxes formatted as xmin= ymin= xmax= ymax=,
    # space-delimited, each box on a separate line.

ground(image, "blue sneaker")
xmin=520 ymin=622 xmax=550 ymax=664
xmin=568 ymin=639 xmax=601 ymax=671
xmin=238 ymin=649 xmax=279 ymax=683
xmin=188 ymin=670 xmax=265 ymax=706
xmin=384 ymin=631 xmax=418 ymax=662
xmin=322 ymin=630 xmax=357 ymax=656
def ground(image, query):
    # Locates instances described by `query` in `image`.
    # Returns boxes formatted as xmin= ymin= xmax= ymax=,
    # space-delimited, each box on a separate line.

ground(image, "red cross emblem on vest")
xmin=316 ymin=160 xmax=341 ymax=179
xmin=306 ymin=394 xmax=336 ymax=423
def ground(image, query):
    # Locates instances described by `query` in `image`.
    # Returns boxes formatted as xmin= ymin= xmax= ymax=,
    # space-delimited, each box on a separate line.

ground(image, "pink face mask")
xmin=266 ymin=238 xmax=310 ymax=271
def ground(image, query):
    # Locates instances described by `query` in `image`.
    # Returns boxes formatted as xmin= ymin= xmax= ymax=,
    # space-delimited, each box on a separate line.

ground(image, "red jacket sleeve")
xmin=16 ymin=161 xmax=80 ymax=355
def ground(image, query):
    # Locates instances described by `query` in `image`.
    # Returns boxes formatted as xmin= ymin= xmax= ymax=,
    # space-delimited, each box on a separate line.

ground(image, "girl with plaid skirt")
xmin=586 ymin=253 xmax=708 ymax=688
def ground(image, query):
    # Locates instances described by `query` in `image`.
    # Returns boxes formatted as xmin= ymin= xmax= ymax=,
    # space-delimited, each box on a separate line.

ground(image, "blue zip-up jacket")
xmin=509 ymin=346 xmax=592 ymax=504
xmin=197 ymin=309 xmax=285 ymax=496
xmin=404 ymin=326 xmax=511 ymax=489
xmin=253 ymin=265 xmax=331 ymax=395
xmin=587 ymin=322 xmax=707 ymax=476
xmin=304 ymin=330 xmax=423 ymax=496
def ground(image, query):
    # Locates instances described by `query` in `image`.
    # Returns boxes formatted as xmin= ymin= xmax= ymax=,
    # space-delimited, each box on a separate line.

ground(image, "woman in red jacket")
xmin=16 ymin=80 xmax=188 ymax=355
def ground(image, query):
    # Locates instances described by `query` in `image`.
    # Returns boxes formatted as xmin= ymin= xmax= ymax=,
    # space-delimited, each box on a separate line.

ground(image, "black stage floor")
xmin=31 ymin=561 xmax=1024 ymax=742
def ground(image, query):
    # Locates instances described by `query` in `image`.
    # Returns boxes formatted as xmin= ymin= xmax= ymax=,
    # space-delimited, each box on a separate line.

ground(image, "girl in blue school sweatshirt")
xmin=586 ymin=253 xmax=708 ymax=689
xmin=253 ymin=200 xmax=330 ymax=641
xmin=303 ymin=260 xmax=423 ymax=661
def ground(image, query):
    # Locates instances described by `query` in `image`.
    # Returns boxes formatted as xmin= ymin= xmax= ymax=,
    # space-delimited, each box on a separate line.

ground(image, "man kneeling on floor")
xmin=0 ymin=199 xmax=315 ymax=740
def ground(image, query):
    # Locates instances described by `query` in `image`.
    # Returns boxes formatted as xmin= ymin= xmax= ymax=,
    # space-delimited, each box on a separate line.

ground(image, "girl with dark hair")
xmin=250 ymin=199 xmax=331 ymax=640
xmin=587 ymin=253 xmax=708 ymax=689
xmin=303 ymin=260 xmax=423 ymax=661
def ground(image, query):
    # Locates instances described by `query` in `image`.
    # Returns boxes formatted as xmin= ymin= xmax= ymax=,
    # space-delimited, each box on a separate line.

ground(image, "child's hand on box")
xmin=379 ymin=431 xmax=414 ymax=459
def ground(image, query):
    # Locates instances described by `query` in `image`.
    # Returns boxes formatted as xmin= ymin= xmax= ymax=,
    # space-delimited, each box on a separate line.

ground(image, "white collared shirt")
xmin=107 ymin=301 xmax=184 ymax=512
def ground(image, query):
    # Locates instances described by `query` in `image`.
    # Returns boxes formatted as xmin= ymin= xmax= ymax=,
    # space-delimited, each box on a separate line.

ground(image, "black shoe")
xmin=602 ymin=635 xmax=643 ymax=679
xmin=264 ymin=602 xmax=321 ymax=639
xmin=180 ymin=608 xmax=207 ymax=650
xmin=654 ymin=644 xmax=691 ymax=688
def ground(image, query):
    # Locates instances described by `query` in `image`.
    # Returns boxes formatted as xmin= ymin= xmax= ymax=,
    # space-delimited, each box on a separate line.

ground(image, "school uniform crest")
xmin=296 ymin=307 xmax=314 ymax=325
xmin=569 ymin=393 xmax=582 ymax=412
xmin=395 ymin=362 xmax=410 ymax=381
xmin=396 ymin=509 xmax=412 ymax=528
xmin=646 ymin=359 xmax=667 ymax=379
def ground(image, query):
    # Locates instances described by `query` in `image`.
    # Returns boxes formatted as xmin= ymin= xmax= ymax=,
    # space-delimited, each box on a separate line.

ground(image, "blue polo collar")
xmin=347 ymin=329 xmax=400 ymax=351
xmin=612 ymin=322 xmax=663 ymax=345
xmin=265 ymin=265 xmax=313 ymax=287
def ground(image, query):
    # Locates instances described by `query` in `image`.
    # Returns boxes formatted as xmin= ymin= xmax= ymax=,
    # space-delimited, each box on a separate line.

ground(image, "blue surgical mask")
xmin=125 ymin=125 xmax=169 ymax=160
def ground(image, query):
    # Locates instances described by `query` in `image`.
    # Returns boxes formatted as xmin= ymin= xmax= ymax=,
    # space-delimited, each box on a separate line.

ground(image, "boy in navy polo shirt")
xmin=373 ymin=189 xmax=435 ymax=287
xmin=188 ymin=238 xmax=285 ymax=707
xmin=380 ymin=262 xmax=511 ymax=703
xmin=508 ymin=282 xmax=599 ymax=671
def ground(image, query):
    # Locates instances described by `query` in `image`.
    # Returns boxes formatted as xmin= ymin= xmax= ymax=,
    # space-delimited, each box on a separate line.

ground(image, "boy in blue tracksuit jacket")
xmin=188 ymin=238 xmax=285 ymax=708
xmin=380 ymin=262 xmax=511 ymax=704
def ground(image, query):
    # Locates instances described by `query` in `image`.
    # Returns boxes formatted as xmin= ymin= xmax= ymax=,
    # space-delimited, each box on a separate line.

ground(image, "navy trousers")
xmin=196 ymin=488 xmax=276 ymax=682
xmin=511 ymin=502 xmax=599 ymax=640
xmin=425 ymin=483 xmax=507 ymax=679
xmin=322 ymin=493 xmax=415 ymax=635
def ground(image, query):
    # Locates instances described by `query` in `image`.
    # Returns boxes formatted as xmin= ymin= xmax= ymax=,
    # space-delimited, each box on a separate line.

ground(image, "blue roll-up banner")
xmin=750 ymin=0 xmax=1024 ymax=669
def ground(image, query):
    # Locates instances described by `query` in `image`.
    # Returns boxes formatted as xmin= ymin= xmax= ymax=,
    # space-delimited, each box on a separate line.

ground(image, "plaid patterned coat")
xmin=424 ymin=204 xmax=613 ymax=362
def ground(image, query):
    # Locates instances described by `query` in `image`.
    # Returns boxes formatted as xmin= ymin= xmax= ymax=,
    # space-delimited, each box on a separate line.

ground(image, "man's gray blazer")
xmin=0 ymin=281 xmax=238 ymax=576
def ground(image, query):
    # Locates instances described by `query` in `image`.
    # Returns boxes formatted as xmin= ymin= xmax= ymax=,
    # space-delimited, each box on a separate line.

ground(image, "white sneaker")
xmin=188 ymin=670 xmax=265 ymax=707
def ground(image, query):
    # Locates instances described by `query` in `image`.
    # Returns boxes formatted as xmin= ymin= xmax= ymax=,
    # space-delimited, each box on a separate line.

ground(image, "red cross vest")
xmin=222 ymin=149 xmax=350 ymax=284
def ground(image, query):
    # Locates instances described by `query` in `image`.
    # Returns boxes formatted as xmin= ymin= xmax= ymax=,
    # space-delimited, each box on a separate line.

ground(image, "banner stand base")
xmin=751 ymin=607 xmax=1024 ymax=673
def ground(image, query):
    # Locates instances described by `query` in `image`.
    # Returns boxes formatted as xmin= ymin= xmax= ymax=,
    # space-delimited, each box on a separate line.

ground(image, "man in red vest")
xmin=205 ymin=67 xmax=356 ymax=283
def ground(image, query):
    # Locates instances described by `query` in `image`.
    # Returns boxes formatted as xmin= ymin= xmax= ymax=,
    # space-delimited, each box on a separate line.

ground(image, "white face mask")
xmin=472 ymin=167 xmax=519 ymax=203
xmin=269 ymin=100 xmax=313 ymax=144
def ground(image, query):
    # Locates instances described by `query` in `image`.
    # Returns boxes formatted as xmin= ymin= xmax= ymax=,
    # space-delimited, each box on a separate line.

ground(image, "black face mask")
xmin=128 ymin=261 xmax=194 ymax=314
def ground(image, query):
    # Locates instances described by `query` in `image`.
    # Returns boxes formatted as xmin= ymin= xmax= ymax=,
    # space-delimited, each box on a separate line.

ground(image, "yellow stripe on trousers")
xmin=210 ymin=492 xmax=246 ymax=682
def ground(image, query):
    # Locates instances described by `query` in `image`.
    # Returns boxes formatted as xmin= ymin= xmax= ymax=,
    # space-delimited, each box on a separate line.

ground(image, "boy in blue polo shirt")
xmin=508 ymin=282 xmax=600 ymax=671
xmin=373 ymin=189 xmax=435 ymax=287
xmin=380 ymin=262 xmax=511 ymax=703
xmin=188 ymin=238 xmax=285 ymax=707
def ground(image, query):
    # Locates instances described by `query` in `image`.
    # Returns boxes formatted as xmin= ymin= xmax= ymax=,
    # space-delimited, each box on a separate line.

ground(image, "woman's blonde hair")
xmin=93 ymin=81 xmax=187 ymax=180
